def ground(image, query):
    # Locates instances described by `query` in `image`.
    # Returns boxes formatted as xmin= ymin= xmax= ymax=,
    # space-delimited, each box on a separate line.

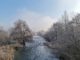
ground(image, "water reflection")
xmin=14 ymin=36 xmax=59 ymax=60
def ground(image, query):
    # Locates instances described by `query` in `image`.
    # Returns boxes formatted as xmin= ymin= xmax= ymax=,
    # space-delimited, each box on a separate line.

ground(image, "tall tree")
xmin=10 ymin=20 xmax=33 ymax=45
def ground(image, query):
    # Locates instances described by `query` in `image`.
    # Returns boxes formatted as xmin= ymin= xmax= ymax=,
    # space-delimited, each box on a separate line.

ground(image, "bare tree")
xmin=44 ymin=12 xmax=80 ymax=60
xmin=0 ymin=26 xmax=9 ymax=45
xmin=10 ymin=20 xmax=33 ymax=45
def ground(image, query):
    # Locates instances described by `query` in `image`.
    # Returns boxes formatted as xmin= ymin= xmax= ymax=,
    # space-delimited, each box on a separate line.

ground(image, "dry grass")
xmin=0 ymin=45 xmax=15 ymax=60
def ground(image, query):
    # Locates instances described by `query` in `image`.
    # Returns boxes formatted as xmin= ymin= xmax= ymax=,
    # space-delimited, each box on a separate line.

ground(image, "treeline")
xmin=44 ymin=12 xmax=80 ymax=60
xmin=0 ymin=20 xmax=33 ymax=45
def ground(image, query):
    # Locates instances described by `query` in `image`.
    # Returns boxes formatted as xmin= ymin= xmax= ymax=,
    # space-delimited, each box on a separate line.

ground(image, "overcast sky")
xmin=0 ymin=0 xmax=80 ymax=32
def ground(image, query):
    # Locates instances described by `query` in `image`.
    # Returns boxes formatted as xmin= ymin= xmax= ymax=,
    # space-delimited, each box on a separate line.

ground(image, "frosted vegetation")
xmin=44 ymin=12 xmax=80 ymax=60
xmin=0 ymin=11 xmax=80 ymax=60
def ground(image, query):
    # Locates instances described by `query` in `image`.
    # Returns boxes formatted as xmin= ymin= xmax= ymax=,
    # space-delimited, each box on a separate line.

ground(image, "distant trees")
xmin=44 ymin=12 xmax=80 ymax=60
xmin=0 ymin=27 xmax=9 ymax=45
xmin=0 ymin=28 xmax=8 ymax=40
xmin=10 ymin=20 xmax=33 ymax=45
xmin=37 ymin=31 xmax=46 ymax=37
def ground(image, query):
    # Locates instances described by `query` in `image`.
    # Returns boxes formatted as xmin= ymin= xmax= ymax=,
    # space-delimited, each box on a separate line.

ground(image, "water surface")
xmin=14 ymin=36 xmax=59 ymax=60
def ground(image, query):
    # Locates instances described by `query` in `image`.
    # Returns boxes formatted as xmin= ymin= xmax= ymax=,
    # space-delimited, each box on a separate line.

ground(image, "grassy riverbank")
xmin=0 ymin=45 xmax=15 ymax=60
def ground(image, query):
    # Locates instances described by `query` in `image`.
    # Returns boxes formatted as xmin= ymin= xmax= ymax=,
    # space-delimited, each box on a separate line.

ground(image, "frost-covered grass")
xmin=0 ymin=45 xmax=15 ymax=60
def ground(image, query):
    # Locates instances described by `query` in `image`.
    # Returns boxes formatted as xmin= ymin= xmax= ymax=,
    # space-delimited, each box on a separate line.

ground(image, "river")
xmin=14 ymin=36 xmax=59 ymax=60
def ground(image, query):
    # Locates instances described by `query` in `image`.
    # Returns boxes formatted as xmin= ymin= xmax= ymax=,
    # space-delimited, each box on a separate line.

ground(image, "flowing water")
xmin=14 ymin=36 xmax=59 ymax=60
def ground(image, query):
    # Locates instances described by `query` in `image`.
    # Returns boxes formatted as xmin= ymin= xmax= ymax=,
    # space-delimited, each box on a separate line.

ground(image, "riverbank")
xmin=0 ymin=45 xmax=15 ymax=60
xmin=45 ymin=42 xmax=79 ymax=60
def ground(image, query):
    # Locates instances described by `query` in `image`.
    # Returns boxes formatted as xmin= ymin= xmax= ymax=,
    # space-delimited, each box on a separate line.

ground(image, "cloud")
xmin=14 ymin=9 xmax=57 ymax=32
xmin=73 ymin=0 xmax=80 ymax=13
xmin=60 ymin=0 xmax=80 ymax=13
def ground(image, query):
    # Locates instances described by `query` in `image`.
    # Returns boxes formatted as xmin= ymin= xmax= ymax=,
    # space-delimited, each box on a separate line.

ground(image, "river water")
xmin=14 ymin=36 xmax=59 ymax=60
